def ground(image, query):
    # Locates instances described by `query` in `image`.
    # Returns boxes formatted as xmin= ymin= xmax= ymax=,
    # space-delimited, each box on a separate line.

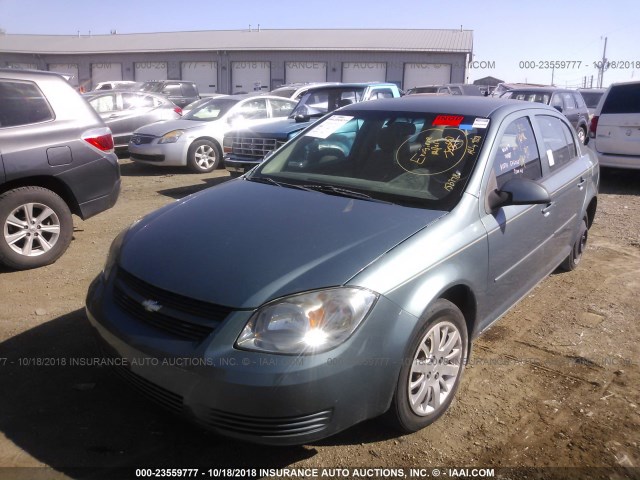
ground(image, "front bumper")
xmin=85 ymin=271 xmax=418 ymax=445
xmin=223 ymin=156 xmax=262 ymax=175
xmin=128 ymin=140 xmax=189 ymax=167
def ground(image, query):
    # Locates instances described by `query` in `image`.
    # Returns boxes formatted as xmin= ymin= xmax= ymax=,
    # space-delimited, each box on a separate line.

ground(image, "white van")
xmin=589 ymin=81 xmax=640 ymax=169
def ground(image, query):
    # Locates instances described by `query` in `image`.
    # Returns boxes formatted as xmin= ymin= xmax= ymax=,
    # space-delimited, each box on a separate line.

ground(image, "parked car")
xmin=223 ymin=82 xmax=402 ymax=176
xmin=93 ymin=81 xmax=141 ymax=91
xmin=139 ymin=80 xmax=200 ymax=108
xmin=490 ymin=82 xmax=547 ymax=98
xmin=128 ymin=94 xmax=297 ymax=173
xmin=405 ymin=85 xmax=440 ymax=95
xmin=0 ymin=69 xmax=120 ymax=270
xmin=83 ymin=90 xmax=182 ymax=151
xmin=501 ymin=87 xmax=590 ymax=144
xmin=589 ymin=80 xmax=640 ymax=170
xmin=268 ymin=82 xmax=325 ymax=100
xmin=437 ymin=84 xmax=483 ymax=96
xmin=578 ymin=87 xmax=607 ymax=119
xmin=86 ymin=96 xmax=598 ymax=445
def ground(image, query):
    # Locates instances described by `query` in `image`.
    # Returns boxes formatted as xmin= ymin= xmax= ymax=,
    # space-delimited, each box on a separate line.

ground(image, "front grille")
xmin=130 ymin=134 xmax=155 ymax=145
xmin=198 ymin=408 xmax=333 ymax=438
xmin=101 ymin=343 xmax=184 ymax=415
xmin=113 ymin=267 xmax=233 ymax=342
xmin=231 ymin=137 xmax=282 ymax=158
xmin=130 ymin=153 xmax=165 ymax=162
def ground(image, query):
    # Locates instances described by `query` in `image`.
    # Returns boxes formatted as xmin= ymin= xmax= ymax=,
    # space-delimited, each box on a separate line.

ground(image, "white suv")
xmin=589 ymin=80 xmax=640 ymax=169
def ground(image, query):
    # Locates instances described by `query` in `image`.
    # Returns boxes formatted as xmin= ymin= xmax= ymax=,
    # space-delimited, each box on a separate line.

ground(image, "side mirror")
xmin=488 ymin=177 xmax=550 ymax=210
xmin=294 ymin=113 xmax=310 ymax=123
xmin=553 ymin=105 xmax=563 ymax=113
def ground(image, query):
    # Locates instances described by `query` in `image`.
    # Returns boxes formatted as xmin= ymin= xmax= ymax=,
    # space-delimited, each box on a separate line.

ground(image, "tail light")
xmin=82 ymin=127 xmax=114 ymax=153
xmin=589 ymin=115 xmax=599 ymax=138
xmin=174 ymin=106 xmax=183 ymax=116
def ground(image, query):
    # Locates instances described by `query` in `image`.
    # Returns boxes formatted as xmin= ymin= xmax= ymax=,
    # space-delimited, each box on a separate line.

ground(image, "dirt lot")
xmin=0 ymin=160 xmax=639 ymax=480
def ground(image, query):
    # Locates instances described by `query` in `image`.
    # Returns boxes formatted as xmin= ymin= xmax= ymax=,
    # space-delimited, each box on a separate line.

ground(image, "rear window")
xmin=602 ymin=83 xmax=640 ymax=114
xmin=579 ymin=91 xmax=604 ymax=108
xmin=0 ymin=80 xmax=54 ymax=127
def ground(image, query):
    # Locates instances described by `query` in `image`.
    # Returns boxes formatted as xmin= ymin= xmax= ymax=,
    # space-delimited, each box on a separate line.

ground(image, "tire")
xmin=187 ymin=140 xmax=221 ymax=173
xmin=387 ymin=299 xmax=468 ymax=432
xmin=0 ymin=187 xmax=73 ymax=270
xmin=577 ymin=127 xmax=587 ymax=145
xmin=560 ymin=218 xmax=588 ymax=272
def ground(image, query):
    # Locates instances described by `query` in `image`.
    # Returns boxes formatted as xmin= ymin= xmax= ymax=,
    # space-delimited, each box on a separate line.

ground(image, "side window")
xmin=0 ymin=80 xmax=53 ymax=127
xmin=238 ymin=98 xmax=268 ymax=119
xmin=437 ymin=87 xmax=450 ymax=94
xmin=550 ymin=94 xmax=563 ymax=110
xmin=369 ymin=89 xmax=394 ymax=100
xmin=122 ymin=93 xmax=154 ymax=109
xmin=90 ymin=94 xmax=117 ymax=113
xmin=268 ymin=98 xmax=295 ymax=118
xmin=535 ymin=115 xmax=577 ymax=172
xmin=573 ymin=93 xmax=586 ymax=109
xmin=450 ymin=87 xmax=463 ymax=95
xmin=182 ymin=83 xmax=197 ymax=97
xmin=561 ymin=93 xmax=576 ymax=110
xmin=492 ymin=117 xmax=542 ymax=188
xmin=163 ymin=84 xmax=182 ymax=96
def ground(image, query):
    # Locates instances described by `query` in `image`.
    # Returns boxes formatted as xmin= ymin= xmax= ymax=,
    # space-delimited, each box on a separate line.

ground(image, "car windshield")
xmin=182 ymin=98 xmax=239 ymax=121
xmin=290 ymin=87 xmax=366 ymax=118
xmin=580 ymin=91 xmax=604 ymax=109
xmin=251 ymin=110 xmax=489 ymax=211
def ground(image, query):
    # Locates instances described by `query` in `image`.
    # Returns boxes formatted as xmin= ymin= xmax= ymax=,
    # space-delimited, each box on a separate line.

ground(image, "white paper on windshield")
xmin=305 ymin=115 xmax=354 ymax=139
xmin=546 ymin=149 xmax=555 ymax=166
xmin=472 ymin=118 xmax=490 ymax=129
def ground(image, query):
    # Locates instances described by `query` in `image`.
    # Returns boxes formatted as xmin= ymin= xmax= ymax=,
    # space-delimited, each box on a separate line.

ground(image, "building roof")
xmin=0 ymin=28 xmax=473 ymax=55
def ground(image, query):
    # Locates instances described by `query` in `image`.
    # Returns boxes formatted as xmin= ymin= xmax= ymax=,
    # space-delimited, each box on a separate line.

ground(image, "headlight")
xmin=236 ymin=288 xmax=377 ymax=354
xmin=158 ymin=130 xmax=184 ymax=144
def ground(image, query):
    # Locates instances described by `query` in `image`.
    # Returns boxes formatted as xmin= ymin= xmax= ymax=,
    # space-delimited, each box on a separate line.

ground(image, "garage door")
xmin=342 ymin=62 xmax=387 ymax=83
xmin=48 ymin=63 xmax=79 ymax=86
xmin=135 ymin=62 xmax=168 ymax=83
xmin=91 ymin=63 xmax=123 ymax=88
xmin=7 ymin=62 xmax=38 ymax=70
xmin=231 ymin=62 xmax=270 ymax=94
xmin=285 ymin=62 xmax=327 ymax=84
xmin=403 ymin=63 xmax=451 ymax=90
xmin=181 ymin=61 xmax=218 ymax=94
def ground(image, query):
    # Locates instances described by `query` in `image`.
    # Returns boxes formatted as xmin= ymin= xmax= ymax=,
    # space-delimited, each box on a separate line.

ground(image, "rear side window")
xmin=602 ymin=83 xmax=640 ymax=114
xmin=536 ymin=115 xmax=577 ymax=172
xmin=0 ymin=80 xmax=53 ymax=127
xmin=574 ymin=93 xmax=586 ymax=109
xmin=269 ymin=98 xmax=295 ymax=117
xmin=181 ymin=83 xmax=198 ymax=97
xmin=163 ymin=84 xmax=182 ymax=96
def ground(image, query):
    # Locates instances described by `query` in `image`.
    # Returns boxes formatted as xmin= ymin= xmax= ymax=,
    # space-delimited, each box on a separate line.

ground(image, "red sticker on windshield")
xmin=432 ymin=115 xmax=464 ymax=127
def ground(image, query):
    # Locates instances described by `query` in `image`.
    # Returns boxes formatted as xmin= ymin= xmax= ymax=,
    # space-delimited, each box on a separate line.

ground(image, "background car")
xmin=405 ymin=85 xmax=440 ymax=95
xmin=0 ymin=69 xmax=120 ymax=270
xmin=84 ymin=90 xmax=182 ymax=152
xmin=128 ymin=94 xmax=297 ymax=173
xmin=501 ymin=87 xmax=591 ymax=144
xmin=139 ymin=80 xmax=200 ymax=108
xmin=92 ymin=81 xmax=142 ymax=91
xmin=578 ymin=87 xmax=607 ymax=119
xmin=87 ymin=96 xmax=597 ymax=445
xmin=589 ymin=80 xmax=640 ymax=170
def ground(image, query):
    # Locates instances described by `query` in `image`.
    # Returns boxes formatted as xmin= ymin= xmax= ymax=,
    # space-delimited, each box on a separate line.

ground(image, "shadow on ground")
xmin=0 ymin=310 xmax=313 ymax=479
xmin=0 ymin=310 xmax=400 ymax=479
xmin=598 ymin=167 xmax=640 ymax=195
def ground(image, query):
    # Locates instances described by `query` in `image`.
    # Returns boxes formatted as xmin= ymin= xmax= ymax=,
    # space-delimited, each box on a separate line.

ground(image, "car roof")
xmin=507 ymin=86 xmax=576 ymax=93
xmin=339 ymin=95 xmax=560 ymax=118
xmin=0 ymin=68 xmax=68 ymax=81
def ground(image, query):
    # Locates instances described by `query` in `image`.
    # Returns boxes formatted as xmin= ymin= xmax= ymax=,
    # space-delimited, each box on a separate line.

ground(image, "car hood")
xmin=134 ymin=118 xmax=210 ymax=136
xmin=232 ymin=117 xmax=311 ymax=138
xmin=119 ymin=179 xmax=445 ymax=309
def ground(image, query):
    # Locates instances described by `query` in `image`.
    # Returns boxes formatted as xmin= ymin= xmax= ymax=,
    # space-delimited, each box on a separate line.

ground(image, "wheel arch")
xmin=0 ymin=176 xmax=79 ymax=216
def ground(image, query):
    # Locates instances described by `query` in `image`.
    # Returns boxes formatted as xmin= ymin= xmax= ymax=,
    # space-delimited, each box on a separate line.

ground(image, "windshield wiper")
xmin=302 ymin=184 xmax=393 ymax=204
xmin=246 ymin=176 xmax=314 ymax=192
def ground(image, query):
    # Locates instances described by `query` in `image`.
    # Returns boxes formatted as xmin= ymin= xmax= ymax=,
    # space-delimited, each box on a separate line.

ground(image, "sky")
xmin=1 ymin=0 xmax=639 ymax=88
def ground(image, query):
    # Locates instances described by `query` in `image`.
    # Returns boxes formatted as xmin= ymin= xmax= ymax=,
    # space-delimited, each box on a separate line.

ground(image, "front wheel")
xmin=187 ymin=140 xmax=221 ymax=173
xmin=387 ymin=299 xmax=468 ymax=432
xmin=0 ymin=187 xmax=73 ymax=270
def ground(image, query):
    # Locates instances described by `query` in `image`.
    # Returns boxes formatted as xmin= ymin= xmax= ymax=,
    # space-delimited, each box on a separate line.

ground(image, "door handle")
xmin=541 ymin=202 xmax=555 ymax=215
xmin=577 ymin=177 xmax=586 ymax=189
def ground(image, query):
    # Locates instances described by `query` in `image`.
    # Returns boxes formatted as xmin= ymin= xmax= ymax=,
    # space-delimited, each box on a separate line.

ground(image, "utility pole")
xmin=598 ymin=37 xmax=608 ymax=88
xmin=551 ymin=65 xmax=555 ymax=86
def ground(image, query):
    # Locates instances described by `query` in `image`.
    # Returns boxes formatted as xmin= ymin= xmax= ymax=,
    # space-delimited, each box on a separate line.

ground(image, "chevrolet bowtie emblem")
xmin=141 ymin=299 xmax=162 ymax=312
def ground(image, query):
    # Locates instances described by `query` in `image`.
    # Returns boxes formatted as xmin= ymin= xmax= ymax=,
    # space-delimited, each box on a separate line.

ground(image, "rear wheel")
xmin=0 ymin=187 xmax=73 ymax=270
xmin=187 ymin=140 xmax=221 ymax=173
xmin=560 ymin=219 xmax=588 ymax=271
xmin=387 ymin=299 xmax=468 ymax=432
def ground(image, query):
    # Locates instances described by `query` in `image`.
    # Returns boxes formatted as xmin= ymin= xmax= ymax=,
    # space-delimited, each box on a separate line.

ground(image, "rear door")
xmin=532 ymin=114 xmax=588 ymax=266
xmin=595 ymin=83 xmax=640 ymax=156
